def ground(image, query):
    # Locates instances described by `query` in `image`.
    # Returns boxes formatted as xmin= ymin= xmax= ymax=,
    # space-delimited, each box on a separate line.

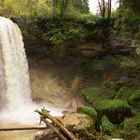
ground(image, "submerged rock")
xmin=96 ymin=99 xmax=131 ymax=123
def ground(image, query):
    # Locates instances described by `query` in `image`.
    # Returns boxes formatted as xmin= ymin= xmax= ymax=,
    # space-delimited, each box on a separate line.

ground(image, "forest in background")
xmin=0 ymin=0 xmax=140 ymax=139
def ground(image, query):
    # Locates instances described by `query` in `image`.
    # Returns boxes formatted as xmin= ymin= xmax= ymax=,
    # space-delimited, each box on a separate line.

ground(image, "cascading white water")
xmin=0 ymin=17 xmax=31 ymax=110
xmin=0 ymin=17 xmax=63 ymax=124
xmin=0 ymin=17 xmax=37 ymax=124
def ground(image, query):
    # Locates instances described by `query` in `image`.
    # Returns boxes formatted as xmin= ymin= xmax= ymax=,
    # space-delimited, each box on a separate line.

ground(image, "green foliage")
xmin=119 ymin=57 xmax=136 ymax=68
xmin=23 ymin=16 xmax=89 ymax=52
xmin=81 ymin=83 xmax=119 ymax=106
xmin=75 ymin=59 xmax=104 ymax=80
xmin=123 ymin=0 xmax=140 ymax=14
xmin=42 ymin=23 xmax=85 ymax=48
xmin=0 ymin=0 xmax=90 ymax=18
xmin=81 ymin=87 xmax=104 ymax=104
xmin=132 ymin=40 xmax=140 ymax=55
xmin=101 ymin=82 xmax=117 ymax=98
xmin=128 ymin=92 xmax=140 ymax=108
xmin=111 ymin=128 xmax=122 ymax=138
xmin=113 ymin=6 xmax=140 ymax=36
xmin=80 ymin=12 xmax=97 ymax=22
xmin=0 ymin=0 xmax=47 ymax=17
xmin=115 ymin=87 xmax=137 ymax=101
xmin=75 ymin=56 xmax=137 ymax=82
xmin=77 ymin=106 xmax=97 ymax=117
xmin=73 ymin=0 xmax=89 ymax=14
xmin=122 ymin=115 xmax=140 ymax=139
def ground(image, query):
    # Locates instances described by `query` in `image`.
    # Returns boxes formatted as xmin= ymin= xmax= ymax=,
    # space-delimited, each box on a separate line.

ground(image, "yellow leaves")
xmin=0 ymin=0 xmax=48 ymax=17
xmin=38 ymin=0 xmax=46 ymax=4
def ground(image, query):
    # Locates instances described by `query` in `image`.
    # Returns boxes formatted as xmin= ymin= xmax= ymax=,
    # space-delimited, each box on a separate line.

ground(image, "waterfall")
xmin=0 ymin=17 xmax=32 ymax=110
xmin=0 ymin=17 xmax=64 ymax=124
xmin=0 ymin=17 xmax=36 ymax=123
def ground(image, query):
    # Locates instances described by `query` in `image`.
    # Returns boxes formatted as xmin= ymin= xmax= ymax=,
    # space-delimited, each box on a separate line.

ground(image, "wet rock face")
xmin=104 ymin=36 xmax=134 ymax=55
xmin=79 ymin=36 xmax=134 ymax=58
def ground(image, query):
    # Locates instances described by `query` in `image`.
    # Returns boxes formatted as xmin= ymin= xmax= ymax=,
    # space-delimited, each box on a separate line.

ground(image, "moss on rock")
xmin=122 ymin=115 xmax=140 ymax=140
xmin=81 ymin=87 xmax=104 ymax=105
xmin=96 ymin=99 xmax=131 ymax=123
xmin=81 ymin=86 xmax=116 ymax=105
xmin=111 ymin=129 xmax=122 ymax=138
xmin=101 ymin=116 xmax=117 ymax=135
xmin=77 ymin=106 xmax=97 ymax=117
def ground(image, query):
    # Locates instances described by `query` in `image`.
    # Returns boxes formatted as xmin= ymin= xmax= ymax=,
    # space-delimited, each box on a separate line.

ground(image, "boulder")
xmin=63 ymin=112 xmax=95 ymax=131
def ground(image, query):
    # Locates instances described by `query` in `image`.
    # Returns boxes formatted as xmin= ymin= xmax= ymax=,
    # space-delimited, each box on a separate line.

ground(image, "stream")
xmin=0 ymin=101 xmax=65 ymax=140
xmin=0 ymin=123 xmax=44 ymax=140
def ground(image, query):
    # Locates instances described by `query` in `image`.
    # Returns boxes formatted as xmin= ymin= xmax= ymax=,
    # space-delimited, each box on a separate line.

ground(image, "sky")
xmin=88 ymin=0 xmax=119 ymax=14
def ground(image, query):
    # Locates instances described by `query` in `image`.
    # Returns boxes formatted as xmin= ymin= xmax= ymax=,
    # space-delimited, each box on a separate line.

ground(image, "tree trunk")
xmin=102 ymin=0 xmax=105 ymax=18
xmin=98 ymin=0 xmax=106 ymax=18
xmin=98 ymin=0 xmax=103 ymax=17
xmin=108 ymin=0 xmax=111 ymax=19
xmin=60 ymin=0 xmax=69 ymax=17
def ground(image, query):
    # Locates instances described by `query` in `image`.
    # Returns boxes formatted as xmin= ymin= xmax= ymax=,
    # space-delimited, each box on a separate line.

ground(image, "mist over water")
xmin=0 ymin=17 xmax=63 ymax=124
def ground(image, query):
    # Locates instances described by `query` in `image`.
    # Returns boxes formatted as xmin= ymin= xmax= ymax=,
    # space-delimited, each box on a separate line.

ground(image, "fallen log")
xmin=40 ymin=116 xmax=67 ymax=140
xmin=35 ymin=109 xmax=78 ymax=140
xmin=0 ymin=127 xmax=47 ymax=131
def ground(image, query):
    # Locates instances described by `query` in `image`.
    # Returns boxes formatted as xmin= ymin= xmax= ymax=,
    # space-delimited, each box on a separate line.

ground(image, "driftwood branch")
xmin=40 ymin=116 xmax=67 ymax=140
xmin=35 ymin=109 xmax=78 ymax=140
xmin=0 ymin=127 xmax=47 ymax=131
